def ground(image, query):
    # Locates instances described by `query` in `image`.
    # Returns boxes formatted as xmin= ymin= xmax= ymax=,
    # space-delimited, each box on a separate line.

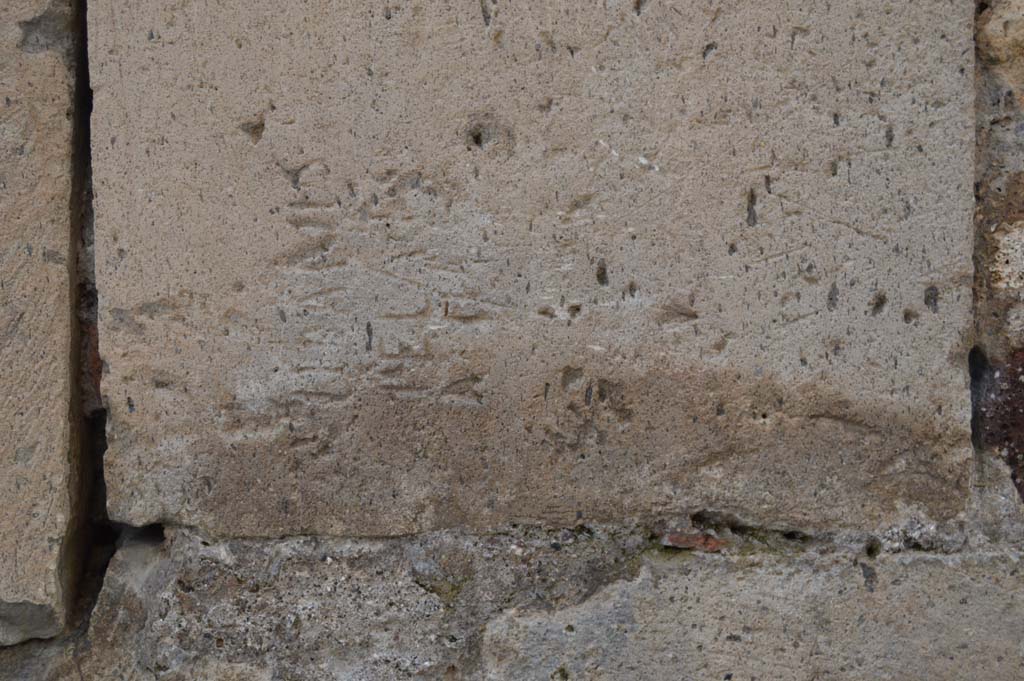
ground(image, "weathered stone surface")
xmin=969 ymin=0 xmax=1024 ymax=543
xmin=2 ymin=528 xmax=1022 ymax=680
xmin=0 ymin=525 xmax=647 ymax=679
xmin=89 ymin=0 xmax=976 ymax=539
xmin=484 ymin=550 xmax=1024 ymax=680
xmin=0 ymin=0 xmax=77 ymax=645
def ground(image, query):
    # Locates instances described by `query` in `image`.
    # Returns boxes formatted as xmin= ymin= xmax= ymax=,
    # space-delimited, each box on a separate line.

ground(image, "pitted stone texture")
xmin=484 ymin=551 xmax=1024 ymax=680
xmin=1 ymin=530 xmax=1022 ymax=680
xmin=0 ymin=0 xmax=76 ymax=646
xmin=90 ymin=0 xmax=975 ymax=537
xmin=0 ymin=526 xmax=647 ymax=679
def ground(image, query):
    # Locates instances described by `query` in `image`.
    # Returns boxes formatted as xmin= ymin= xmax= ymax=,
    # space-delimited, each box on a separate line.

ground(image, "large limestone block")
xmin=0 ymin=0 xmax=76 ymax=646
xmin=90 ymin=0 xmax=975 ymax=537
xmin=1 ymin=529 xmax=1021 ymax=680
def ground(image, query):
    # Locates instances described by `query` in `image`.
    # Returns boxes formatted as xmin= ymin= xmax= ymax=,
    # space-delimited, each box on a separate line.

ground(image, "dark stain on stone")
xmin=971 ymin=346 xmax=1024 ymax=502
xmin=869 ymin=291 xmax=887 ymax=316
xmin=240 ymin=114 xmax=265 ymax=144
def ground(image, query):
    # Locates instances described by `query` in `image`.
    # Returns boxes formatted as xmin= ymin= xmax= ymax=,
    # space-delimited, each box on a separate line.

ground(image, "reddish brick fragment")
xmin=661 ymin=532 xmax=725 ymax=553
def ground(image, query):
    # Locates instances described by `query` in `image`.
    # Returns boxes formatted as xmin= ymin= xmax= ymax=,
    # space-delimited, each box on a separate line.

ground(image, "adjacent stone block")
xmin=484 ymin=551 xmax=1024 ymax=680
xmin=0 ymin=0 xmax=76 ymax=646
xmin=90 ymin=0 xmax=975 ymax=537
xmin=2 ymin=530 xmax=1021 ymax=680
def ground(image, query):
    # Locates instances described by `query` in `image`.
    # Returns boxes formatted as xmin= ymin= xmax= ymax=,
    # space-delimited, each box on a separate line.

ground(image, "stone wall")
xmin=1 ymin=1 xmax=1023 ymax=679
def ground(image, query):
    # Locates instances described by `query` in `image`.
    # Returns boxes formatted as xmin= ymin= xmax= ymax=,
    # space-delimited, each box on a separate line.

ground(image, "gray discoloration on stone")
xmin=0 ymin=0 xmax=76 ymax=647
xmin=16 ymin=0 xmax=72 ymax=57
xmin=0 ymin=603 xmax=58 ymax=647
xmin=89 ymin=0 xmax=976 ymax=539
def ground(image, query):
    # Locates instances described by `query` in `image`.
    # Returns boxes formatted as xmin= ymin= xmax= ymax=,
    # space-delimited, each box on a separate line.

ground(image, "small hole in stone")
xmin=869 ymin=291 xmax=887 ymax=316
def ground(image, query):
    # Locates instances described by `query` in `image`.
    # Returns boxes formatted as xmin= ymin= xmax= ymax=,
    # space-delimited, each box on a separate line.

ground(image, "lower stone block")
xmin=2 ymin=528 xmax=1021 ymax=679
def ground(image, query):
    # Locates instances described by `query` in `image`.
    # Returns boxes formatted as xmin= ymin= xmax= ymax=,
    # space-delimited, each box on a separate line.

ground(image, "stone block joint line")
xmin=66 ymin=0 xmax=109 ymax=633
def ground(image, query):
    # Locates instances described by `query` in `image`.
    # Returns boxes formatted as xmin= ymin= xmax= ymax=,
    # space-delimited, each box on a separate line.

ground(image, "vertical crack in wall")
xmin=65 ymin=0 xmax=119 ymax=629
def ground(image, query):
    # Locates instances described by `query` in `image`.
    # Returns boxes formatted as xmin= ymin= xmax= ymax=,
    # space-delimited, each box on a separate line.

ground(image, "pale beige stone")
xmin=90 ymin=0 xmax=975 ymax=538
xmin=0 ymin=0 xmax=77 ymax=646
